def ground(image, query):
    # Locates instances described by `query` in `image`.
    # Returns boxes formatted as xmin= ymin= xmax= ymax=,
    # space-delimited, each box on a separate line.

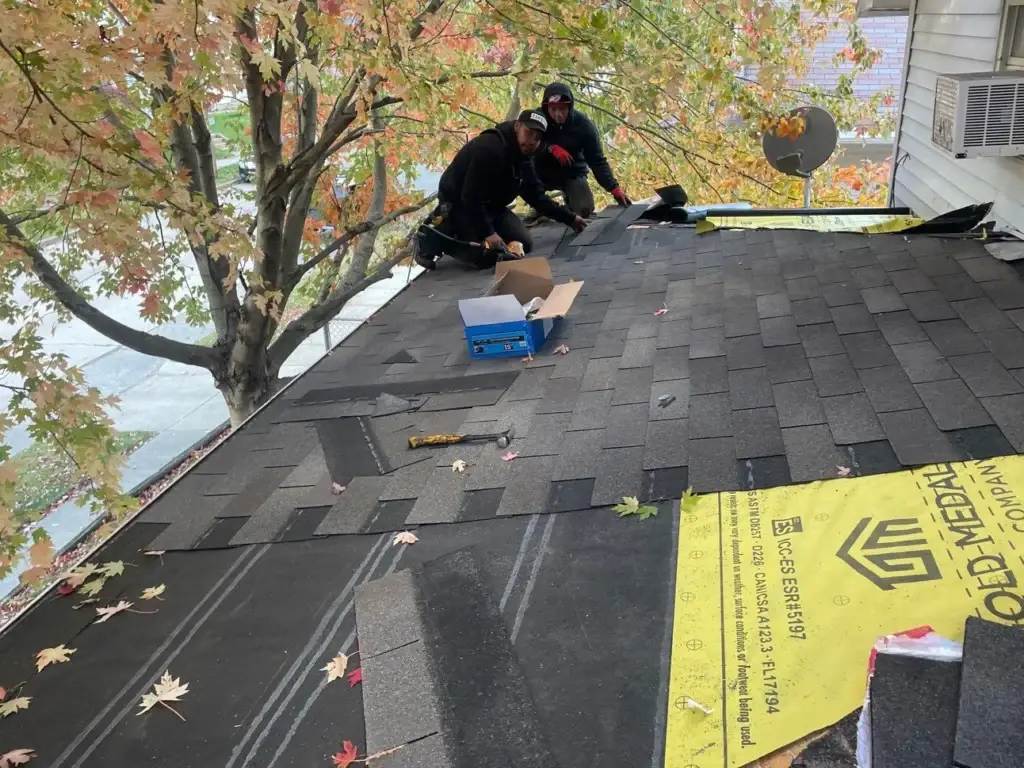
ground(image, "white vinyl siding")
xmin=891 ymin=0 xmax=1024 ymax=236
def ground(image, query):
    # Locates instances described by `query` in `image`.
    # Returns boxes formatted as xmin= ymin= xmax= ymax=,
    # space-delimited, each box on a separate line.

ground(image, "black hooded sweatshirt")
xmin=538 ymin=82 xmax=619 ymax=192
xmin=437 ymin=121 xmax=576 ymax=241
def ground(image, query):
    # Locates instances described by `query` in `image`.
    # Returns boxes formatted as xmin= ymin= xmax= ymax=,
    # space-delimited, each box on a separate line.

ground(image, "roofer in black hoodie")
xmin=533 ymin=82 xmax=631 ymax=219
xmin=415 ymin=110 xmax=587 ymax=270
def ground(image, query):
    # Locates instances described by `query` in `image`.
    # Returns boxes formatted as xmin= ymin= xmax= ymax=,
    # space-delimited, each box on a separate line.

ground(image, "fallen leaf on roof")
xmin=553 ymin=343 xmax=569 ymax=355
xmin=614 ymin=495 xmax=658 ymax=521
xmin=72 ymin=598 xmax=99 ymax=610
xmin=393 ymin=531 xmax=418 ymax=546
xmin=678 ymin=696 xmax=713 ymax=715
xmin=140 ymin=584 xmax=166 ymax=601
xmin=95 ymin=600 xmax=133 ymax=623
xmin=57 ymin=583 xmax=77 ymax=596
xmin=653 ymin=304 xmax=668 ymax=316
xmin=501 ymin=450 xmax=519 ymax=462
xmin=331 ymin=482 xmax=345 ymax=495
xmin=65 ymin=563 xmax=97 ymax=588
xmin=521 ymin=353 xmax=534 ymax=362
xmin=633 ymin=259 xmax=644 ymax=264
xmin=681 ymin=487 xmax=699 ymax=515
xmin=0 ymin=748 xmax=35 ymax=767
xmin=322 ymin=654 xmax=349 ymax=682
xmin=451 ymin=459 xmax=467 ymax=473
xmin=332 ymin=741 xmax=358 ymax=767
xmin=0 ymin=687 xmax=5 ymax=701
xmin=78 ymin=578 xmax=107 ymax=597
xmin=0 ymin=697 xmax=30 ymax=717
xmin=36 ymin=645 xmax=75 ymax=672
xmin=347 ymin=667 xmax=362 ymax=687
xmin=143 ymin=550 xmax=166 ymax=557
xmin=836 ymin=465 xmax=852 ymax=477
xmin=657 ymin=394 xmax=676 ymax=408
xmin=97 ymin=561 xmax=125 ymax=578
xmin=138 ymin=671 xmax=189 ymax=720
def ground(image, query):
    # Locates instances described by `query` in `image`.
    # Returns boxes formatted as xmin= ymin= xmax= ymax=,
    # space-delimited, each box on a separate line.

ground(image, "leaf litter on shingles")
xmin=654 ymin=304 xmax=668 ymax=316
xmin=332 ymin=741 xmax=358 ymax=767
xmin=347 ymin=667 xmax=362 ymax=687
xmin=138 ymin=671 xmax=189 ymax=721
xmin=0 ymin=748 xmax=35 ymax=767
xmin=501 ymin=450 xmax=519 ymax=461
xmin=140 ymin=584 xmax=165 ymax=600
xmin=35 ymin=644 xmax=75 ymax=671
xmin=331 ymin=482 xmax=346 ymax=495
xmin=613 ymin=495 xmax=658 ymax=521
xmin=552 ymin=343 xmax=569 ymax=355
xmin=392 ymin=531 xmax=418 ymax=546
xmin=0 ymin=697 xmax=30 ymax=718
xmin=322 ymin=654 xmax=349 ymax=682
xmin=681 ymin=487 xmax=700 ymax=515
xmin=836 ymin=465 xmax=852 ymax=477
xmin=451 ymin=459 xmax=467 ymax=473
xmin=94 ymin=600 xmax=134 ymax=623
xmin=77 ymin=578 xmax=107 ymax=597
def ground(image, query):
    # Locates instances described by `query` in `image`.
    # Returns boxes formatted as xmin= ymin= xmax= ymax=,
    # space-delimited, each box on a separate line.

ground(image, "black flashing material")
xmin=587 ymin=203 xmax=649 ymax=246
xmin=296 ymin=371 xmax=521 ymax=405
xmin=954 ymin=617 xmax=1024 ymax=768
xmin=870 ymin=652 xmax=959 ymax=768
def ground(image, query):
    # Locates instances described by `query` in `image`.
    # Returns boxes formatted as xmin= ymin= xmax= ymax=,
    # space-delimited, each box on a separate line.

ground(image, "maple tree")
xmin=0 ymin=0 xmax=890 ymax=581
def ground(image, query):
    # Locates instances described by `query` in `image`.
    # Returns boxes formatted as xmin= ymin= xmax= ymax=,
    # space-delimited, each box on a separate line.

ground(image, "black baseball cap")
xmin=517 ymin=110 xmax=549 ymax=133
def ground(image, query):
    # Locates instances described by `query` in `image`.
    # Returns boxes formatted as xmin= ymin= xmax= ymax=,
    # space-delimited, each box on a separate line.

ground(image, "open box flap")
xmin=495 ymin=256 xmax=552 ymax=282
xmin=458 ymin=294 xmax=524 ymax=326
xmin=531 ymin=281 xmax=584 ymax=320
xmin=489 ymin=257 xmax=554 ymax=305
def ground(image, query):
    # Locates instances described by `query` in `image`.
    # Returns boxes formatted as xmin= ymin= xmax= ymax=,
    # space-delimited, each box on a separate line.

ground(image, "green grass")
xmin=14 ymin=430 xmax=155 ymax=521
xmin=208 ymin=109 xmax=248 ymax=143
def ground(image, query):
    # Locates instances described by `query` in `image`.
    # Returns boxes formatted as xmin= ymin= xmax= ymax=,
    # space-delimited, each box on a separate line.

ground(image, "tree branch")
xmin=0 ymin=210 xmax=218 ymax=370
xmin=289 ymin=192 xmax=436 ymax=287
xmin=268 ymin=235 xmax=416 ymax=374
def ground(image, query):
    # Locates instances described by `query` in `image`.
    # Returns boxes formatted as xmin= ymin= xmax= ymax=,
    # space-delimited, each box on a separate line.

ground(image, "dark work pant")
xmin=535 ymin=163 xmax=595 ymax=218
xmin=438 ymin=206 xmax=534 ymax=268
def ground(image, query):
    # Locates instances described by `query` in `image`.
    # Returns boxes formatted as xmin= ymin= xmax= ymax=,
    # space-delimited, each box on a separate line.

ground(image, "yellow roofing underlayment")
xmin=695 ymin=213 xmax=924 ymax=235
xmin=664 ymin=455 xmax=1024 ymax=767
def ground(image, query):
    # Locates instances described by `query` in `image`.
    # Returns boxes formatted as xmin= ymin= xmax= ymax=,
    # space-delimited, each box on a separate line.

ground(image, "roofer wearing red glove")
xmin=533 ymin=82 xmax=631 ymax=218
xmin=414 ymin=110 xmax=588 ymax=270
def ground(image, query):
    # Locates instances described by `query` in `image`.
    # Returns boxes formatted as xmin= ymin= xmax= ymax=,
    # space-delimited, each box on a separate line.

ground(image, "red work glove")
xmin=610 ymin=187 xmax=632 ymax=206
xmin=549 ymin=145 xmax=573 ymax=166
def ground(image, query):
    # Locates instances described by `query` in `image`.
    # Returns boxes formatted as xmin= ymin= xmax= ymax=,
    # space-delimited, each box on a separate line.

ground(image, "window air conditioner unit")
xmin=932 ymin=71 xmax=1024 ymax=159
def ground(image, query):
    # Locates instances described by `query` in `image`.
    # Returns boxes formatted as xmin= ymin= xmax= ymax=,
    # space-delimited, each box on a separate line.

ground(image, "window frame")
xmin=998 ymin=0 xmax=1024 ymax=71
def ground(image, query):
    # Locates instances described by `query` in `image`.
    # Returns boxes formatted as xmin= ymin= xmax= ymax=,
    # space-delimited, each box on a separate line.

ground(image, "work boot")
xmin=414 ymin=250 xmax=437 ymax=271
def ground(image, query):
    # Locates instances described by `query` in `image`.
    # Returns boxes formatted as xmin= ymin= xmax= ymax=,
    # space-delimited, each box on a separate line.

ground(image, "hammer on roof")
xmin=408 ymin=424 xmax=515 ymax=450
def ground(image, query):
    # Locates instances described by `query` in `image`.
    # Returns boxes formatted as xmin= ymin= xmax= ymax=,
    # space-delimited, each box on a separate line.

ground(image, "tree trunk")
xmin=217 ymin=351 xmax=276 ymax=427
xmin=339 ymin=111 xmax=387 ymax=294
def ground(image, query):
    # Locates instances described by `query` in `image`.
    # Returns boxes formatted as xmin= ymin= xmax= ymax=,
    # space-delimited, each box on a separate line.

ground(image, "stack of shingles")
xmin=870 ymin=617 xmax=1024 ymax=768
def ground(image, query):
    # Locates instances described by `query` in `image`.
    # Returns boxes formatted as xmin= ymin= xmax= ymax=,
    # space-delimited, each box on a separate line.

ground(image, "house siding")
xmin=892 ymin=0 xmax=1024 ymax=235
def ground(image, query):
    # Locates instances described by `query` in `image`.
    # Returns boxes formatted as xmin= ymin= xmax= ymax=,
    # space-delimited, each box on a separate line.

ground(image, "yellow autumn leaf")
xmin=35 ymin=645 xmax=76 ymax=672
xmin=0 ymin=697 xmax=30 ymax=717
xmin=138 ymin=671 xmax=189 ymax=720
xmin=140 ymin=584 xmax=166 ymax=600
xmin=321 ymin=654 xmax=349 ymax=682
xmin=78 ymin=578 xmax=107 ymax=597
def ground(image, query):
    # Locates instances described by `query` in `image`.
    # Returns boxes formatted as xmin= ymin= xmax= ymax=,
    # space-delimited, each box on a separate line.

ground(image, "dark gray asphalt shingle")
xmin=591 ymin=446 xmax=644 ymax=506
xmin=568 ymin=389 xmax=613 ymax=431
xmin=890 ymin=269 xmax=935 ymax=294
xmin=773 ymin=380 xmax=826 ymax=428
xmin=611 ymin=366 xmax=654 ymax=406
xmin=728 ymin=367 xmax=774 ymax=410
xmin=552 ymin=429 xmax=605 ymax=481
xmin=822 ymin=282 xmax=862 ymax=307
xmin=861 ymin=286 xmax=907 ymax=314
xmin=620 ymin=337 xmax=657 ymax=369
xmin=604 ymin=403 xmax=651 ymax=447
xmin=497 ymin=456 xmax=554 ymax=516
xmin=982 ymin=277 xmax=1024 ymax=309
xmin=756 ymin=293 xmax=791 ymax=319
xmin=904 ymin=291 xmax=958 ymax=323
xmin=799 ymin=323 xmax=845 ymax=358
xmin=731 ymin=407 xmax=785 ymax=459
xmin=689 ymin=393 xmax=733 ymax=439
xmin=830 ymin=304 xmax=877 ymax=335
xmin=649 ymin=379 xmax=690 ymax=422
xmin=791 ymin=297 xmax=832 ymax=326
xmin=781 ymin=425 xmax=843 ymax=482
xmin=915 ymin=379 xmax=994 ymax=430
xmin=821 ymin=394 xmax=885 ymax=445
xmin=786 ymin=276 xmax=821 ymax=300
xmin=655 ymin=318 xmax=690 ymax=349
xmin=979 ymin=327 xmax=1024 ymax=368
xmin=726 ymin=335 xmax=766 ymax=370
xmin=690 ymin=356 xmax=729 ymax=395
xmin=643 ymin=419 xmax=689 ymax=470
xmin=892 ymin=341 xmax=957 ymax=383
xmin=858 ymin=366 xmax=924 ymax=413
xmin=959 ymin=255 xmax=1018 ymax=282
xmin=878 ymin=409 xmax=960 ymax=465
xmin=316 ymin=476 xmax=391 ymax=535
xmin=951 ymin=297 xmax=1015 ymax=332
xmin=875 ymin=310 xmax=928 ymax=345
xmin=689 ymin=327 xmax=726 ymax=358
xmin=760 ymin=315 xmax=801 ymax=347
xmin=851 ymin=265 xmax=890 ymax=289
xmin=688 ymin=437 xmax=738 ymax=492
xmin=809 ymin=354 xmax=864 ymax=397
xmin=980 ymin=394 xmax=1024 ymax=451
xmin=535 ymin=376 xmax=583 ymax=414
xmin=948 ymin=353 xmax=1023 ymax=398
xmin=921 ymin=318 xmax=986 ymax=357
xmin=653 ymin=346 xmax=690 ymax=381
xmin=765 ymin=344 xmax=812 ymax=384
xmin=842 ymin=331 xmax=899 ymax=370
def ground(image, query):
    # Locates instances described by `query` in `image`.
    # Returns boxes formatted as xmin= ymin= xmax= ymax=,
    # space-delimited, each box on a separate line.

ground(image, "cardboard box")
xmin=458 ymin=257 xmax=583 ymax=359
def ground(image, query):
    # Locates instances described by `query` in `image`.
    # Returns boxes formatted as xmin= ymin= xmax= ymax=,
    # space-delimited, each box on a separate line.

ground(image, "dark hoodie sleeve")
xmin=458 ymin=140 xmax=501 ymax=240
xmin=520 ymin=158 xmax=576 ymax=227
xmin=578 ymin=113 xmax=619 ymax=192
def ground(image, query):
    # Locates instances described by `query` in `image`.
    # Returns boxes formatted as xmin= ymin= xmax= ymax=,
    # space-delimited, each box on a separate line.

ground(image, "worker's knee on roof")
xmin=519 ymin=231 xmax=535 ymax=253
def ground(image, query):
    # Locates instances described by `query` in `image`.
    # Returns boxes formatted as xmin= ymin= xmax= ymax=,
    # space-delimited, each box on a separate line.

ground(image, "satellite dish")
xmin=762 ymin=106 xmax=838 ymax=206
